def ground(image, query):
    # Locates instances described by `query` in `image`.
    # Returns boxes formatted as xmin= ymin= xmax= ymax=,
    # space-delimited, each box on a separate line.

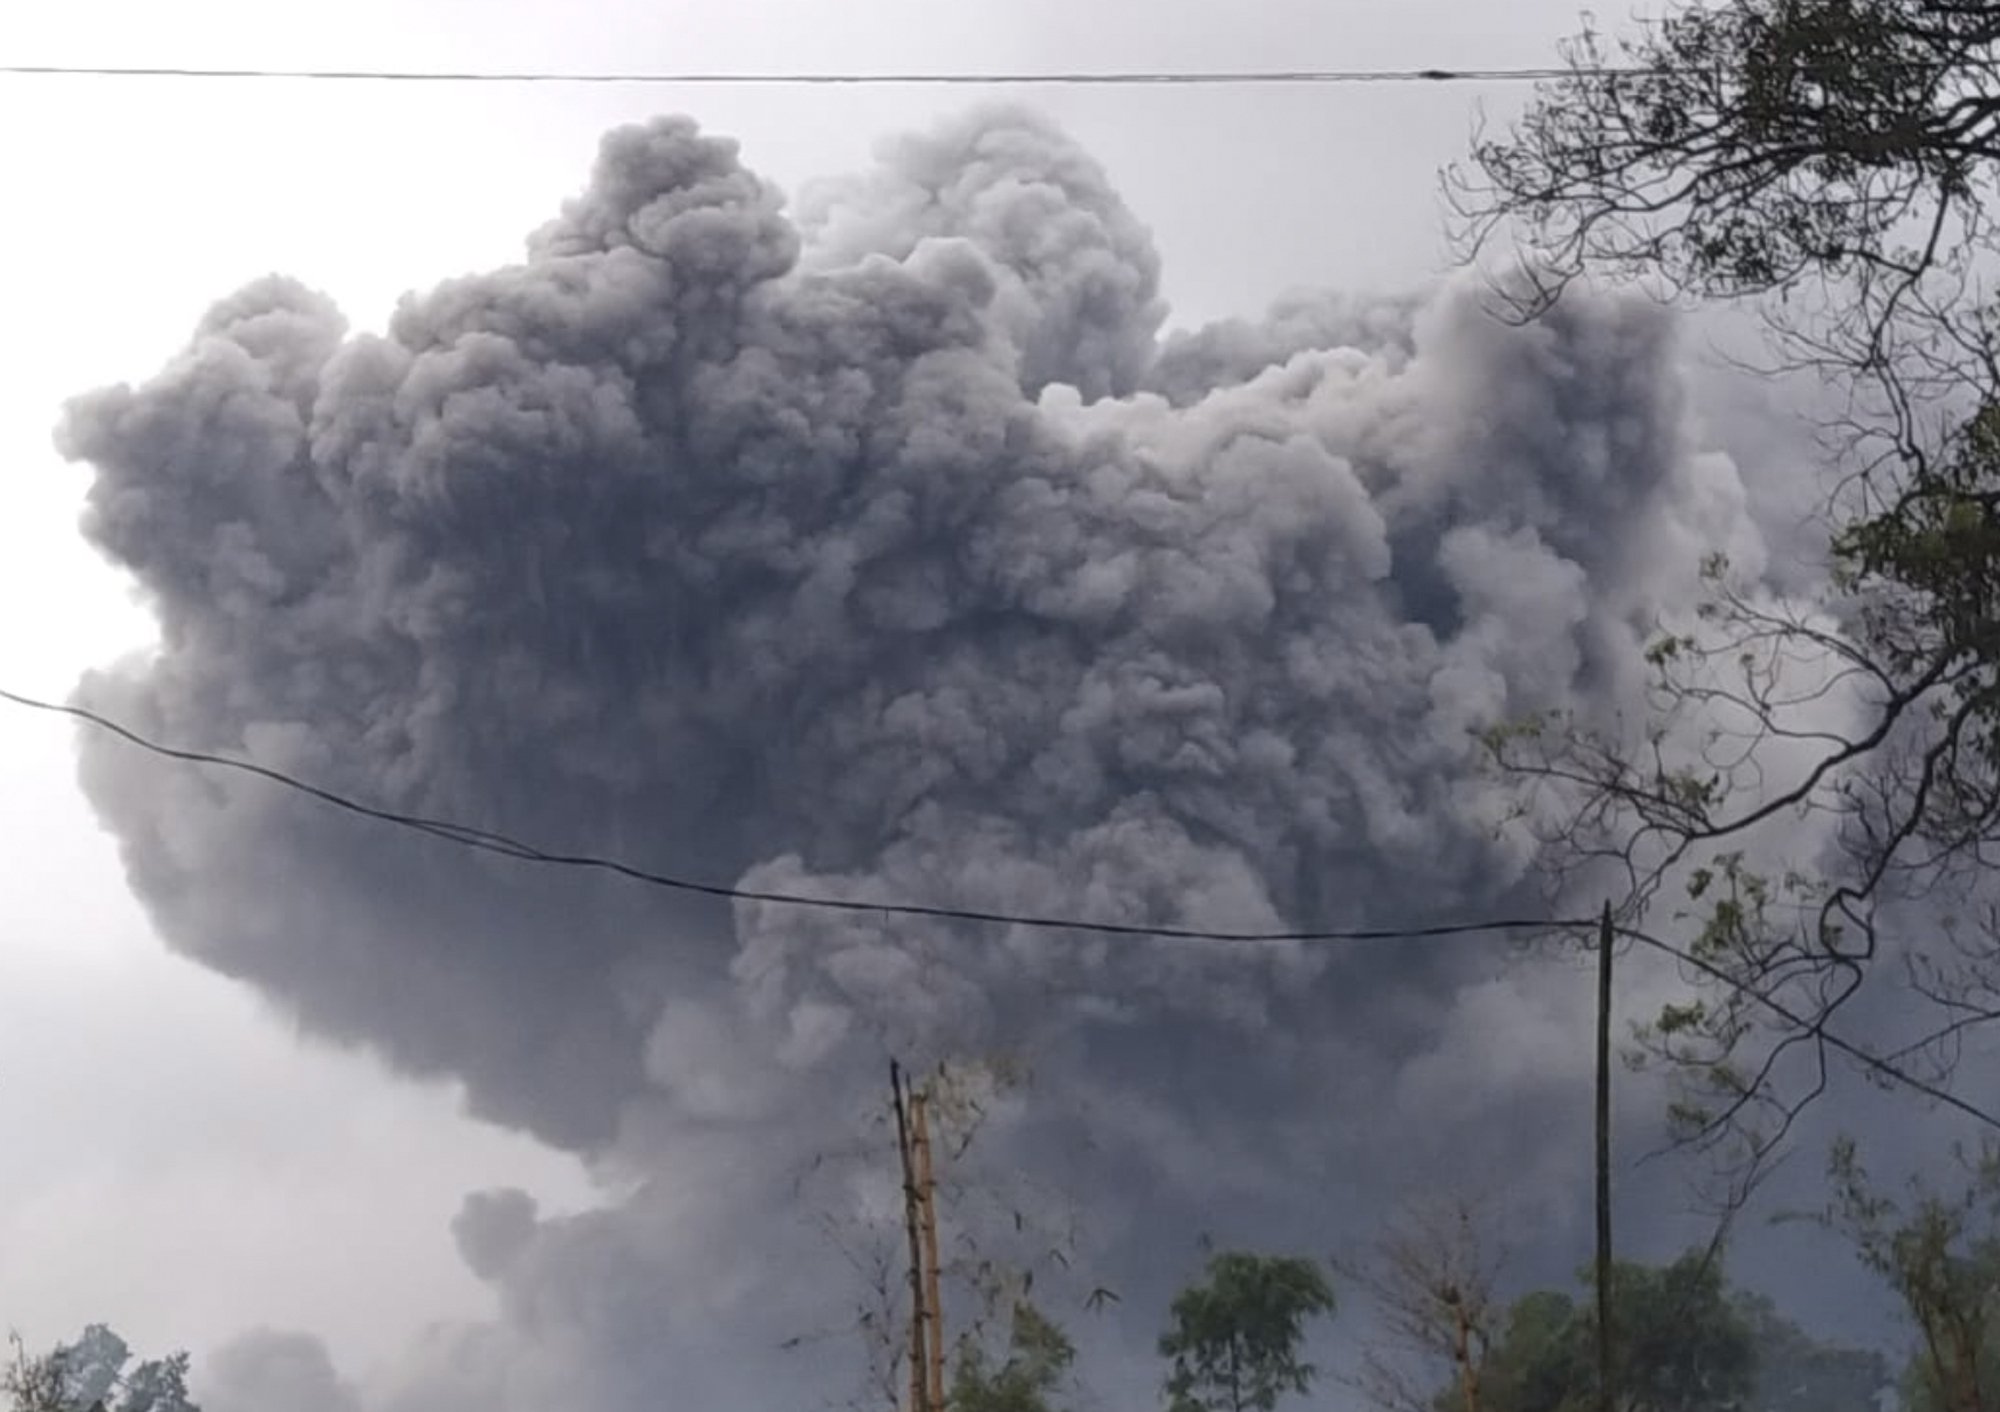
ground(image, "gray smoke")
xmin=61 ymin=105 xmax=1794 ymax=1409
xmin=204 ymin=1332 xmax=361 ymax=1412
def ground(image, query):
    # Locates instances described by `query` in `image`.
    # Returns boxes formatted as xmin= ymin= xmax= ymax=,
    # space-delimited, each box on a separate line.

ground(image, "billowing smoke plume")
xmin=61 ymin=106 xmax=1782 ymax=1409
xmin=205 ymin=1331 xmax=361 ymax=1412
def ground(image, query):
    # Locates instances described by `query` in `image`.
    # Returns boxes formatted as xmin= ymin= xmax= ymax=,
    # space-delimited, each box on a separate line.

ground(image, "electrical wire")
xmin=9 ymin=681 xmax=1995 ymax=1129
xmin=1615 ymin=924 xmax=2000 ymax=1134
xmin=0 ymin=685 xmax=1585 ymax=945
xmin=0 ymin=61 xmax=1663 ymax=87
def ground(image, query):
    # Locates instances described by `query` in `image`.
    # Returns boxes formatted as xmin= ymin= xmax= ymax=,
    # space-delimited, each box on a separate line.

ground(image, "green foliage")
xmin=1732 ymin=1291 xmax=1890 ymax=1412
xmin=1646 ymin=634 xmax=1699 ymax=668
xmin=1476 ymin=712 xmax=1559 ymax=761
xmin=3 ymin=1329 xmax=196 ymax=1412
xmin=1460 ymin=0 xmax=2000 ymax=308
xmin=3 ymin=1338 xmax=66 ymax=1412
xmin=1836 ymin=403 xmax=2000 ymax=710
xmin=951 ymin=1301 xmax=1076 ymax=1412
xmin=1815 ymin=1139 xmax=2000 ymax=1412
xmin=1456 ymin=0 xmax=2000 ymax=1185
xmin=1472 ymin=1290 xmax=1587 ymax=1412
xmin=1654 ymin=1000 xmax=1708 ymax=1037
xmin=1159 ymin=1251 xmax=1337 ymax=1412
xmin=1612 ymin=1259 xmax=1757 ymax=1412
xmin=1457 ymin=1252 xmax=1758 ymax=1412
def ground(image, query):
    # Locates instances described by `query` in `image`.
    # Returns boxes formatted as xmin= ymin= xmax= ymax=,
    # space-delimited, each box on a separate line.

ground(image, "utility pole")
xmin=912 ymin=1088 xmax=946 ymax=1412
xmin=1595 ymin=901 xmax=1615 ymax=1412
xmin=1446 ymin=1285 xmax=1481 ymax=1412
xmin=891 ymin=1061 xmax=932 ymax=1412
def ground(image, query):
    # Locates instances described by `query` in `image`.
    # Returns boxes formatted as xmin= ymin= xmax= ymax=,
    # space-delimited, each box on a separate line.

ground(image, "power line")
xmin=1616 ymin=923 xmax=2000 ymax=1135
xmin=0 ymin=685 xmax=1581 ymax=945
xmin=0 ymin=61 xmax=1656 ymax=87
xmin=7 ymin=680 xmax=1995 ymax=1131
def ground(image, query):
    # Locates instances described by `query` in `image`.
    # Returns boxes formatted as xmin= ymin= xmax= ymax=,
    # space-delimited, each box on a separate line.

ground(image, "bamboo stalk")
xmin=891 ymin=1062 xmax=930 ymax=1412
xmin=913 ymin=1090 xmax=946 ymax=1412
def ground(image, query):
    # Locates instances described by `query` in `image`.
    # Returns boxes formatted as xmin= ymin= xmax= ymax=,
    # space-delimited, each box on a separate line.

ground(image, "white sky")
xmin=0 ymin=0 xmax=1605 ymax=1388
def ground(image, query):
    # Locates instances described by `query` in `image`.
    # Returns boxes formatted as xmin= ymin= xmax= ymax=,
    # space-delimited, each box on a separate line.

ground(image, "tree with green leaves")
xmin=4 ymin=1328 xmax=197 ymax=1412
xmin=1468 ymin=1289 xmax=1589 ymax=1412
xmin=1448 ymin=1261 xmax=1889 ymax=1412
xmin=1454 ymin=0 xmax=2000 ymax=398
xmin=1435 ymin=1249 xmax=1886 ymax=1412
xmin=1733 ymin=1289 xmax=1890 ymax=1412
xmin=1452 ymin=0 xmax=2000 ymax=1200
xmin=1470 ymin=1252 xmax=1758 ymax=1412
xmin=950 ymin=1301 xmax=1076 ymax=1412
xmin=2 ymin=1339 xmax=65 ymax=1412
xmin=1159 ymin=1251 xmax=1336 ymax=1412
xmin=1807 ymin=1137 xmax=2000 ymax=1412
xmin=791 ymin=1053 xmax=1082 ymax=1412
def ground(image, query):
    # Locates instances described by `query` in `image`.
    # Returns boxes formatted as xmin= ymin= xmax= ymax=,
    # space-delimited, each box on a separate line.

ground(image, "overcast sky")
xmin=0 ymin=4 xmax=1946 ymax=1411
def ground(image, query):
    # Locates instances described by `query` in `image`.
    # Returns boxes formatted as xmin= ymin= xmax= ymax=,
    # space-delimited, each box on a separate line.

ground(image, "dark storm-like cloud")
xmin=58 ymin=104 xmax=1793 ymax=1408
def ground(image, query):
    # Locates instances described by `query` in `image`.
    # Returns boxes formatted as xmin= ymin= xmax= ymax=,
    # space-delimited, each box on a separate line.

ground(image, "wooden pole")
xmin=1450 ymin=1292 xmax=1481 ymax=1412
xmin=891 ymin=1062 xmax=930 ymax=1412
xmin=912 ymin=1089 xmax=947 ymax=1412
xmin=1595 ymin=902 xmax=1615 ymax=1412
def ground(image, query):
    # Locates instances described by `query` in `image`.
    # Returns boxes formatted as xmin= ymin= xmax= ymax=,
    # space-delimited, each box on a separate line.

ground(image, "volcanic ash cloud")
xmin=59 ymin=104 xmax=1777 ymax=1412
